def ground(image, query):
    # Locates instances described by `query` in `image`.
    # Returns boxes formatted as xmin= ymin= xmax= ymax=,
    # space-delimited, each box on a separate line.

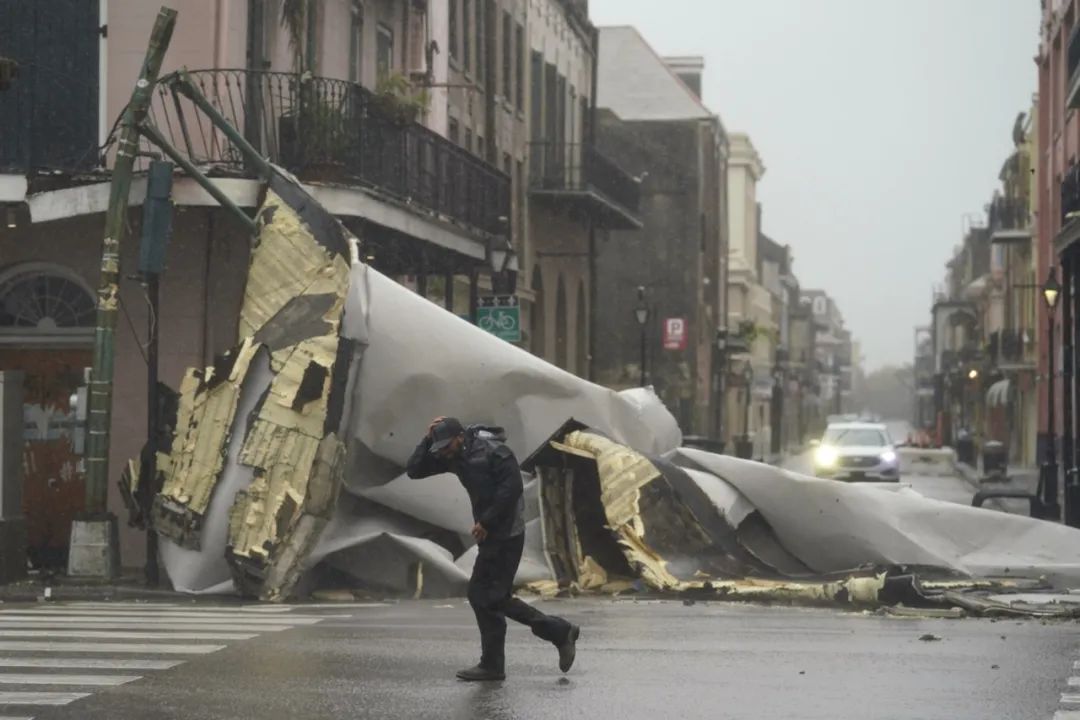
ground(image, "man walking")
xmin=407 ymin=417 xmax=580 ymax=681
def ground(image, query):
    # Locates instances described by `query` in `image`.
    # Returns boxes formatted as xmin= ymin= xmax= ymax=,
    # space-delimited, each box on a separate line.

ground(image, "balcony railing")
xmin=1063 ymin=163 xmax=1080 ymax=226
xmin=991 ymin=329 xmax=1032 ymax=366
xmin=527 ymin=141 xmax=641 ymax=229
xmin=988 ymin=196 xmax=1030 ymax=242
xmin=148 ymin=69 xmax=509 ymax=238
xmin=1068 ymin=21 xmax=1080 ymax=109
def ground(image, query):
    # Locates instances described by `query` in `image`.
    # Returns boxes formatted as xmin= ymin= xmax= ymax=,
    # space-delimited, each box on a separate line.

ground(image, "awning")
xmin=987 ymin=379 xmax=1010 ymax=407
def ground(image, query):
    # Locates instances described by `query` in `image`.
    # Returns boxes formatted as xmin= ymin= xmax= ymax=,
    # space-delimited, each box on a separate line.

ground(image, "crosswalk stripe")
xmin=0 ymin=621 xmax=293 ymax=632
xmin=0 ymin=630 xmax=257 ymax=641
xmin=0 ymin=641 xmax=224 ymax=655
xmin=0 ymin=691 xmax=89 ymax=705
xmin=0 ymin=715 xmax=34 ymax=719
xmin=0 ymin=673 xmax=141 ymax=686
xmin=1069 ymin=677 xmax=1080 ymax=688
xmin=1062 ymin=693 xmax=1080 ymax=704
xmin=54 ymin=603 xmax=296 ymax=613
xmin=0 ymin=657 xmax=182 ymax=670
xmin=1054 ymin=711 xmax=1080 ymax=719
xmin=0 ymin=612 xmax=327 ymax=624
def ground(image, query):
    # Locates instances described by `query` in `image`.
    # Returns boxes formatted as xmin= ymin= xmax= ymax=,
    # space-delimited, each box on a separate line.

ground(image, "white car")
xmin=812 ymin=422 xmax=900 ymax=482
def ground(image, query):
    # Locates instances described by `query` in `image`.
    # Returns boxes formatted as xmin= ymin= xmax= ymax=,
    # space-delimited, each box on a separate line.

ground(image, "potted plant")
xmin=279 ymin=91 xmax=350 ymax=182
xmin=373 ymin=71 xmax=430 ymax=125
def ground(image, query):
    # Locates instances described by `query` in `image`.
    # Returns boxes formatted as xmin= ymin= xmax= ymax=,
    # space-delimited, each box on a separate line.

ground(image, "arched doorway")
xmin=530 ymin=266 xmax=546 ymax=359
xmin=575 ymin=280 xmax=587 ymax=377
xmin=555 ymin=275 xmax=568 ymax=370
xmin=0 ymin=263 xmax=95 ymax=569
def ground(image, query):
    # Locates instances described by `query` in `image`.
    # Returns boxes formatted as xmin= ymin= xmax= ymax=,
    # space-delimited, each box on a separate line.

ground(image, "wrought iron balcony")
xmin=1068 ymin=21 xmax=1080 ymax=110
xmin=992 ymin=329 xmax=1033 ymax=368
xmin=149 ymin=69 xmax=509 ymax=239
xmin=1063 ymin=163 xmax=1080 ymax=228
xmin=988 ymin=196 xmax=1030 ymax=244
xmin=527 ymin=141 xmax=642 ymax=230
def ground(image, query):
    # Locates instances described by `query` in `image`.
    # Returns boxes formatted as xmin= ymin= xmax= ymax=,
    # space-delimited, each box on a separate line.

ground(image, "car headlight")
xmin=815 ymin=446 xmax=838 ymax=468
xmin=880 ymin=450 xmax=897 ymax=464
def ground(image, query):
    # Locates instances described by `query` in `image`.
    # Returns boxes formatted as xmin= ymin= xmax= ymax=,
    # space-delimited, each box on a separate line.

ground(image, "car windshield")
xmin=823 ymin=428 xmax=887 ymax=447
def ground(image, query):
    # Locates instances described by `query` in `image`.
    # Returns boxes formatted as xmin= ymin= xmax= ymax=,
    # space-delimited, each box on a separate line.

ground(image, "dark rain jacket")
xmin=406 ymin=426 xmax=525 ymax=543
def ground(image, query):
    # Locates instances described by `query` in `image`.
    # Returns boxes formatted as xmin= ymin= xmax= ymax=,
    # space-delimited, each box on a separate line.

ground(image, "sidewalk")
xmin=955 ymin=462 xmax=1040 ymax=516
xmin=0 ymin=570 xmax=193 ymax=604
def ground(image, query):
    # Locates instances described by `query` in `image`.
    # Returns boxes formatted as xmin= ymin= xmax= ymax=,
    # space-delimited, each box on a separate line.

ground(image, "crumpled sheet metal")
xmin=149 ymin=166 xmax=683 ymax=600
xmin=672 ymin=448 xmax=1080 ymax=589
xmin=522 ymin=431 xmax=1080 ymax=614
xmin=150 ymin=338 xmax=263 ymax=548
xmin=152 ymin=181 xmax=355 ymax=600
xmin=534 ymin=429 xmax=751 ymax=592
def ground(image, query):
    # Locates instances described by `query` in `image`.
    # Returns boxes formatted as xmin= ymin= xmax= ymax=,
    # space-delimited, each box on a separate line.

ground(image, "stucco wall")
xmin=0 ymin=208 xmax=249 ymax=567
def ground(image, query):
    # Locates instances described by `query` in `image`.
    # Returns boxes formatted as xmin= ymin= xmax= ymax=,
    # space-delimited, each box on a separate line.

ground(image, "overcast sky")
xmin=589 ymin=0 xmax=1040 ymax=371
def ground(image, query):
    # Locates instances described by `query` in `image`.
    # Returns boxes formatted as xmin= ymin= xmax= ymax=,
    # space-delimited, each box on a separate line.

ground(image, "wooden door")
xmin=0 ymin=348 xmax=90 ymax=569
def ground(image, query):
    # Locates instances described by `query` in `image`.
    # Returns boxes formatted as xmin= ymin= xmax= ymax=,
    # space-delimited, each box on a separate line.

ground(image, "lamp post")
xmin=1042 ymin=267 xmax=1062 ymax=520
xmin=716 ymin=327 xmax=728 ymax=447
xmin=771 ymin=354 xmax=785 ymax=456
xmin=742 ymin=362 xmax=754 ymax=456
xmin=635 ymin=286 xmax=649 ymax=387
xmin=832 ymin=356 xmax=842 ymax=416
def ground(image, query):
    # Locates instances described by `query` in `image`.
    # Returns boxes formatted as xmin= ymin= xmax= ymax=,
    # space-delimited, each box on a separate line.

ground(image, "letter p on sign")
xmin=663 ymin=318 xmax=687 ymax=351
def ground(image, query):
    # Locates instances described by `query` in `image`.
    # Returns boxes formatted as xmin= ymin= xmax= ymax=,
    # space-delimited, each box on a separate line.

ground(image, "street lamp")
xmin=716 ymin=327 xmax=729 ymax=447
xmin=635 ymin=286 xmax=649 ymax=387
xmin=967 ymin=368 xmax=979 ymax=381
xmin=771 ymin=359 xmax=785 ymax=457
xmin=1041 ymin=266 xmax=1062 ymax=520
xmin=741 ymin=362 xmax=754 ymax=457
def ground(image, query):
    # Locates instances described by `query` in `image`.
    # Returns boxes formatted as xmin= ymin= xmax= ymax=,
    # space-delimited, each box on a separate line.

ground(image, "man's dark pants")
xmin=468 ymin=533 xmax=571 ymax=671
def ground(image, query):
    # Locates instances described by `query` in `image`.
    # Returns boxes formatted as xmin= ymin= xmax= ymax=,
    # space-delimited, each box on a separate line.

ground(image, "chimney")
xmin=662 ymin=56 xmax=705 ymax=100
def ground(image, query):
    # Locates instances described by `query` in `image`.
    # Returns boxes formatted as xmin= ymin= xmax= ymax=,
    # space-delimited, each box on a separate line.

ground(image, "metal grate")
xmin=146 ymin=69 xmax=510 ymax=239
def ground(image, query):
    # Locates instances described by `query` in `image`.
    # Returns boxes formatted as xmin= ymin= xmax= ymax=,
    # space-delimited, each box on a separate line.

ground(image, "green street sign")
xmin=477 ymin=295 xmax=521 ymax=343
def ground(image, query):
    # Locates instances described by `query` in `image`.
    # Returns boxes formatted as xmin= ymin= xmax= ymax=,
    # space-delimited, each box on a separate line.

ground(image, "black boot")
xmin=557 ymin=624 xmax=580 ymax=673
xmin=456 ymin=664 xmax=506 ymax=682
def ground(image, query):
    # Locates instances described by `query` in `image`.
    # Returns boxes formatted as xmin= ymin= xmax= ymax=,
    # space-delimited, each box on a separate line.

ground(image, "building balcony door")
xmin=0 ymin=265 xmax=95 ymax=569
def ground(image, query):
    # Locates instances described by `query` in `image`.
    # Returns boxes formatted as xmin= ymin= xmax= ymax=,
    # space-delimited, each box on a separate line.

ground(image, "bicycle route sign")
xmin=477 ymin=295 xmax=521 ymax=343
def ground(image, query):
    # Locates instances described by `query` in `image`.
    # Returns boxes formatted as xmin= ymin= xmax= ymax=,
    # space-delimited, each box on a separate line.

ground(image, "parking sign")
xmin=663 ymin=318 xmax=687 ymax=350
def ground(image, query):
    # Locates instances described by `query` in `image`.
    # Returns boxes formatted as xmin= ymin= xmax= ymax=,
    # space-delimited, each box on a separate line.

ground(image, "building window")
xmin=0 ymin=270 xmax=95 ymax=329
xmin=305 ymin=1 xmax=320 ymax=73
xmin=476 ymin=0 xmax=486 ymax=81
xmin=530 ymin=50 xmax=543 ymax=141
xmin=449 ymin=0 xmax=459 ymax=63
xmin=569 ymin=86 xmax=576 ymax=144
xmin=515 ymin=158 xmax=525 ymax=254
xmin=477 ymin=134 xmax=485 ymax=158
xmin=580 ymin=95 xmax=589 ymax=143
xmin=463 ymin=0 xmax=472 ymax=73
xmin=376 ymin=23 xmax=394 ymax=80
xmin=515 ymin=24 xmax=524 ymax=111
xmin=465 ymin=127 xmax=473 ymax=153
xmin=348 ymin=1 xmax=364 ymax=83
xmin=502 ymin=11 xmax=512 ymax=99
xmin=448 ymin=117 xmax=460 ymax=145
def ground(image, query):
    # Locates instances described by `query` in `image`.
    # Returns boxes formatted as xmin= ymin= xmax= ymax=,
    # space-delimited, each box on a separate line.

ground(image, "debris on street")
xmin=123 ymin=164 xmax=1080 ymax=616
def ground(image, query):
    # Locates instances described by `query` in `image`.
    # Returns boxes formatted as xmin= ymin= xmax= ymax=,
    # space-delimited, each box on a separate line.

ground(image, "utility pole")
xmin=70 ymin=7 xmax=177 ymax=579
xmin=138 ymin=160 xmax=175 ymax=586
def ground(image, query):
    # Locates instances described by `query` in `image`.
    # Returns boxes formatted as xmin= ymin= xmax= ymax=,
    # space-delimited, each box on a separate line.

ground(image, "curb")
xmin=956 ymin=462 xmax=1034 ymax=514
xmin=0 ymin=577 xmax=198 ymax=604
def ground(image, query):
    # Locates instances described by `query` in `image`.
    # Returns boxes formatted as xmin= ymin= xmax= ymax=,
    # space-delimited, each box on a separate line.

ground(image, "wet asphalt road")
xmin=9 ymin=439 xmax=1070 ymax=720
xmin=12 ymin=599 xmax=1079 ymax=720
